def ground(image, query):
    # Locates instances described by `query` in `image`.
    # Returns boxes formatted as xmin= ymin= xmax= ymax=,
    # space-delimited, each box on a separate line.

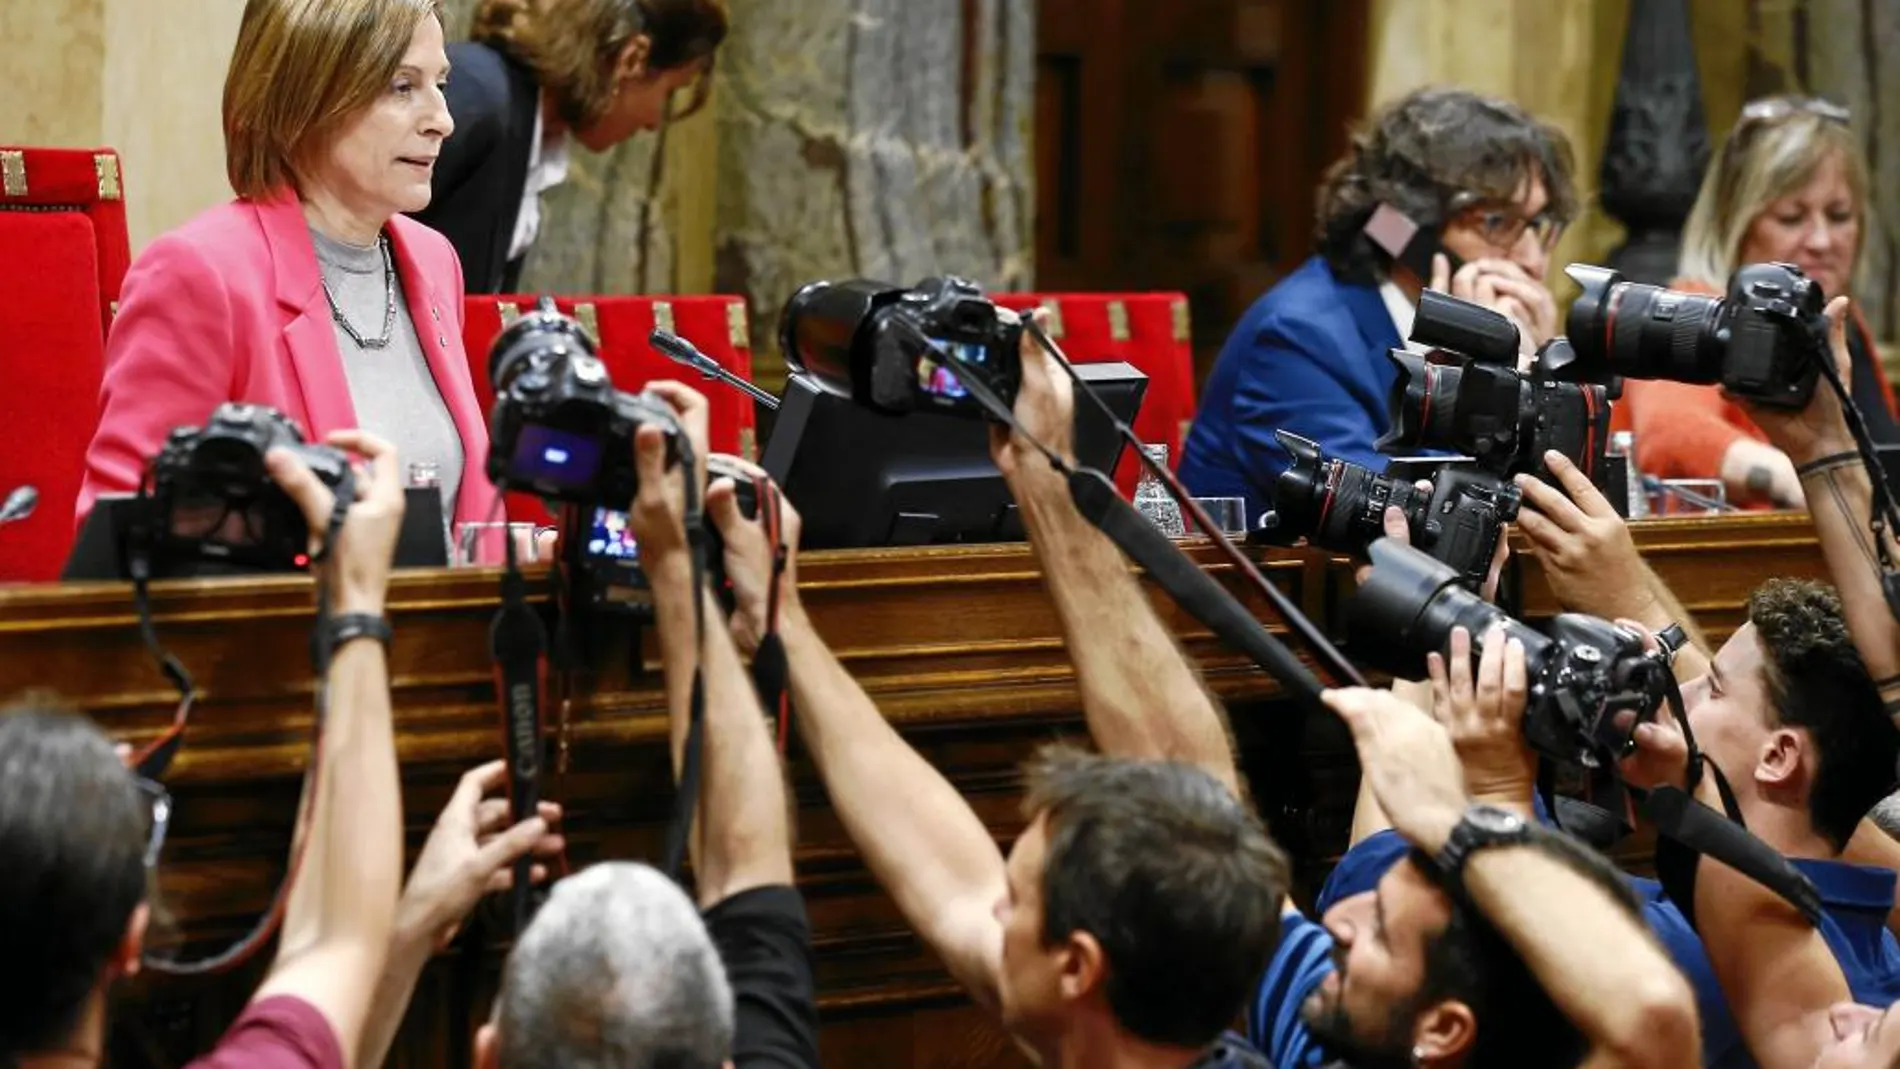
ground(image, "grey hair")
xmin=1678 ymin=109 xmax=1870 ymax=292
xmin=495 ymin=862 xmax=736 ymax=1069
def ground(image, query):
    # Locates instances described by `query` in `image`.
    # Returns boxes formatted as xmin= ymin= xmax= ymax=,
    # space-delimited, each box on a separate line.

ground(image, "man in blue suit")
xmin=1179 ymin=88 xmax=1580 ymax=524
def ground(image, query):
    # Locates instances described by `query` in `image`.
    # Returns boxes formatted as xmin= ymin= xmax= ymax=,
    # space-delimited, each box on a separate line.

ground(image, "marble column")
xmin=711 ymin=0 xmax=1036 ymax=386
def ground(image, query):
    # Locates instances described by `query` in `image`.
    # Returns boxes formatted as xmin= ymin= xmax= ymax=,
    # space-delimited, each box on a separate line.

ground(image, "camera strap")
xmin=1802 ymin=316 xmax=1900 ymax=627
xmin=132 ymin=465 xmax=356 ymax=975
xmin=931 ymin=323 xmax=1353 ymax=708
xmin=746 ymin=474 xmax=793 ymax=751
xmin=492 ymin=526 xmax=551 ymax=934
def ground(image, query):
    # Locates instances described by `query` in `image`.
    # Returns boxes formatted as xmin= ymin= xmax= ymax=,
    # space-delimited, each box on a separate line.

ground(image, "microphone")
xmin=0 ymin=485 xmax=38 ymax=525
xmin=649 ymin=329 xmax=781 ymax=411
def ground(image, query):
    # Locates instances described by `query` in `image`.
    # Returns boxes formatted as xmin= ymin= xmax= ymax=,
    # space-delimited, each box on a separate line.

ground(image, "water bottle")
xmin=407 ymin=461 xmax=442 ymax=490
xmin=1133 ymin=444 xmax=1186 ymax=537
xmin=1608 ymin=431 xmax=1648 ymax=518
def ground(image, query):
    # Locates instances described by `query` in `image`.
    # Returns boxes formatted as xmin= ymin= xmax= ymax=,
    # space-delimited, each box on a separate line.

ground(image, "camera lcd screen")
xmin=588 ymin=506 xmax=639 ymax=561
xmin=918 ymin=336 xmax=990 ymax=400
xmin=511 ymin=426 xmax=604 ymax=491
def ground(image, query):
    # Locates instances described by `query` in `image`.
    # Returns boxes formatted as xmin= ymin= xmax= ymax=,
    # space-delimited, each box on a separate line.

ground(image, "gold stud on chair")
xmin=652 ymin=300 xmax=676 ymax=337
xmin=93 ymin=154 xmax=121 ymax=201
xmin=1107 ymin=300 xmax=1131 ymax=343
xmin=726 ymin=301 xmax=750 ymax=351
xmin=497 ymin=300 xmax=522 ymax=327
xmin=574 ymin=302 xmax=601 ymax=347
xmin=1 ymin=151 xmax=26 ymax=198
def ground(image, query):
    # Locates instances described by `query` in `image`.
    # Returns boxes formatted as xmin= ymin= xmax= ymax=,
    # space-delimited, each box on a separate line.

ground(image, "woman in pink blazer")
xmin=78 ymin=0 xmax=500 ymax=532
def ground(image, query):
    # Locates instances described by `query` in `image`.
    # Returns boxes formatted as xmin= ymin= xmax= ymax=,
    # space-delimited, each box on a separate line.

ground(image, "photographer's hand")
xmin=1353 ymin=501 xmax=1510 ymax=602
xmin=707 ymin=455 xmax=802 ymax=656
xmin=1743 ymin=296 xmax=1854 ymax=466
xmin=358 ymin=761 xmax=562 ymax=1069
xmin=988 ymin=310 xmax=1074 ymax=488
xmin=267 ymin=429 xmax=405 ymax=615
xmin=626 ymin=381 xmax=714 ymax=573
xmin=1323 ymin=686 xmax=1468 ymax=852
xmin=1426 ymin=626 xmax=1535 ymax=813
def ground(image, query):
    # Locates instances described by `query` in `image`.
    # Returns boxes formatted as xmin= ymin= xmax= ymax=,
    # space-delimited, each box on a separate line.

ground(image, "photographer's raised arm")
xmin=251 ymin=431 xmax=407 ymax=1062
xmin=1748 ymin=297 xmax=1900 ymax=694
xmin=1514 ymin=453 xmax=1712 ymax=681
xmin=632 ymin=382 xmax=794 ymax=906
xmin=995 ymin=326 xmax=1240 ymax=795
xmin=1330 ymin=687 xmax=1700 ymax=1069
xmin=711 ymin=470 xmax=1009 ymax=1009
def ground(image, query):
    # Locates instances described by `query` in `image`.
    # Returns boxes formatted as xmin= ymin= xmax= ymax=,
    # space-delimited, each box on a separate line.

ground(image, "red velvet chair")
xmin=0 ymin=147 xmax=132 ymax=580
xmin=462 ymin=295 xmax=761 ymax=521
xmin=993 ymin=292 xmax=1196 ymax=497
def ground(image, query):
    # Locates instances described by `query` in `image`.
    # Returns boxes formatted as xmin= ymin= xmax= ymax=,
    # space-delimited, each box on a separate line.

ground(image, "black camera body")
xmin=579 ymin=454 xmax=761 ymax=619
xmin=778 ymin=276 xmax=1024 ymax=418
xmin=1381 ymin=290 xmax=1616 ymax=484
xmin=487 ymin=298 xmax=680 ymax=504
xmin=1565 ymin=261 xmax=1827 ymax=409
xmin=1261 ymin=431 xmax=1519 ymax=588
xmin=144 ymin=403 xmax=349 ymax=571
xmin=1352 ymin=538 xmax=1672 ymax=769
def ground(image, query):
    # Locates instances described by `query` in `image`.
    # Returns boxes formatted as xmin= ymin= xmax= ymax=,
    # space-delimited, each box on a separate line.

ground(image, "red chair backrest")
xmin=462 ymin=295 xmax=761 ymax=521
xmin=0 ymin=147 xmax=132 ymax=581
xmin=992 ymin=293 xmax=1195 ymax=497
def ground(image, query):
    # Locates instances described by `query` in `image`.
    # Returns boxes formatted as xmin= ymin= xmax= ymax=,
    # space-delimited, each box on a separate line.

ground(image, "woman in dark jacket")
xmin=414 ymin=0 xmax=729 ymax=293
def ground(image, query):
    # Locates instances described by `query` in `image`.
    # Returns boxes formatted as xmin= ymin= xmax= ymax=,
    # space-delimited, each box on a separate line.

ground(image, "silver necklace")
xmin=321 ymin=233 xmax=397 ymax=350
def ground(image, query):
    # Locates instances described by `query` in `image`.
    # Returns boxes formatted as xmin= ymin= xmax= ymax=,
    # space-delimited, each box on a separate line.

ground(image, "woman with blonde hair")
xmin=414 ymin=0 xmax=730 ymax=293
xmin=1622 ymin=94 xmax=1898 ymax=509
xmin=79 ymin=0 xmax=501 ymax=536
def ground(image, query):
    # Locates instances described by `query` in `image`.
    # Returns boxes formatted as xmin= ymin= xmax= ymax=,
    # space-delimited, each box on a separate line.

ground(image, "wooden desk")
xmin=0 ymin=512 xmax=1825 ymax=1068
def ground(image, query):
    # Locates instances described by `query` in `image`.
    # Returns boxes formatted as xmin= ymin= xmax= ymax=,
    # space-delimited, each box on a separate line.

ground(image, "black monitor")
xmin=63 ymin=486 xmax=449 ymax=581
xmin=762 ymin=361 xmax=1147 ymax=549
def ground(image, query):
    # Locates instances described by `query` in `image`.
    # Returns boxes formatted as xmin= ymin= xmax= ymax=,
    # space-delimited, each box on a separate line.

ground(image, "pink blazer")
xmin=77 ymin=189 xmax=501 ymax=530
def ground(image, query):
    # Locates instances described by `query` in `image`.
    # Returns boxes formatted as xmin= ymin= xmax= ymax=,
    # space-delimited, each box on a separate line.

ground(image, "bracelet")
xmin=1795 ymin=450 xmax=1862 ymax=479
xmin=326 ymin=613 xmax=393 ymax=651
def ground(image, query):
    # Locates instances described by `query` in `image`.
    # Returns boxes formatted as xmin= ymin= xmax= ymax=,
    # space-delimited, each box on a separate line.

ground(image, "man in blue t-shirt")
xmin=1265 ymin=577 xmax=1900 ymax=1069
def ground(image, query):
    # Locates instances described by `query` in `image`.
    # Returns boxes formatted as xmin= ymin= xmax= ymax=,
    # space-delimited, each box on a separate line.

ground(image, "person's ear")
xmin=1757 ymin=727 xmax=1804 ymax=788
xmin=1057 ymin=929 xmax=1106 ymax=1004
xmin=1412 ymin=998 xmax=1477 ymax=1066
xmin=113 ymin=902 xmax=149 ymax=980
xmin=614 ymin=33 xmax=653 ymax=87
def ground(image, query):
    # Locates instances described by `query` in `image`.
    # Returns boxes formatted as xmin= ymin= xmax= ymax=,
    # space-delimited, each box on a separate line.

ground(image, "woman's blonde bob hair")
xmin=223 ymin=0 xmax=444 ymax=200
xmin=472 ymin=0 xmax=729 ymax=131
xmin=1678 ymin=95 xmax=1871 ymax=293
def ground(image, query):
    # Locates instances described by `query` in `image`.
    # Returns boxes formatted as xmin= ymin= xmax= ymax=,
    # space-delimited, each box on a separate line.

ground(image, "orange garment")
xmin=1615 ymin=277 xmax=1896 ymax=501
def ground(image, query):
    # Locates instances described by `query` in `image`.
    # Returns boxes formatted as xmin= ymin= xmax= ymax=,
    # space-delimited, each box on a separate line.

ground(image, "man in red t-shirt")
xmin=0 ymin=429 xmax=410 ymax=1069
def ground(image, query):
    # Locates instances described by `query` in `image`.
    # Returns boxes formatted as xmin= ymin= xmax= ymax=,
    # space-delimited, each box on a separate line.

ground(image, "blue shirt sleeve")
xmin=1246 ymin=910 xmax=1336 ymax=1069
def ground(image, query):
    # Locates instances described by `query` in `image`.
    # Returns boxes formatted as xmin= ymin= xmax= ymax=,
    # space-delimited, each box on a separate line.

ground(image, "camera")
xmin=1351 ymin=538 xmax=1672 ymax=768
xmin=144 ymin=403 xmax=349 ymax=570
xmin=488 ymin=297 xmax=680 ymax=503
xmin=778 ymin=276 xmax=1024 ymax=417
xmin=1261 ymin=431 xmax=1518 ymax=589
xmin=580 ymin=454 xmax=760 ymax=617
xmin=1564 ymin=261 xmax=1828 ymax=409
xmin=1380 ymin=290 xmax=1616 ymax=484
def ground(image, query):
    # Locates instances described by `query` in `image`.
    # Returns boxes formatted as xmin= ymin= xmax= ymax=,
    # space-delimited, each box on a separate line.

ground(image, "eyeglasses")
xmin=134 ymin=775 xmax=171 ymax=870
xmin=1448 ymin=192 xmax=1566 ymax=253
xmin=1738 ymin=95 xmax=1851 ymax=128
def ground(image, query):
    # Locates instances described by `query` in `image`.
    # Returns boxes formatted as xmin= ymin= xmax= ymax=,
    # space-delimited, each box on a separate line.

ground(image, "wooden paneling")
xmin=1035 ymin=0 xmax=1370 ymax=380
xmin=0 ymin=514 xmax=1821 ymax=1067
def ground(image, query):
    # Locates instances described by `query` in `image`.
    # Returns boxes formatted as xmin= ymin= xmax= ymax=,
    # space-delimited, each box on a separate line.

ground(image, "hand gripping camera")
xmin=144 ymin=403 xmax=350 ymax=570
xmin=1352 ymin=538 xmax=1673 ymax=768
xmin=1564 ymin=262 xmax=1829 ymax=409
xmin=1260 ymin=431 xmax=1518 ymax=589
xmin=486 ymin=298 xmax=681 ymax=503
xmin=777 ymin=276 xmax=1024 ymax=417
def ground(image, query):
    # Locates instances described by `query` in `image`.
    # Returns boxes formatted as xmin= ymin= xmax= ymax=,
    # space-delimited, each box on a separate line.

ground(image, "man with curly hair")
xmin=1179 ymin=87 xmax=1578 ymax=522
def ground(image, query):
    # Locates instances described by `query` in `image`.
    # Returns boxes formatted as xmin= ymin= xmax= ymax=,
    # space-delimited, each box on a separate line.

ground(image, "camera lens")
xmin=1348 ymin=539 xmax=1549 ymax=678
xmin=1269 ymin=431 xmax=1427 ymax=554
xmin=1380 ymin=353 xmax=1467 ymax=453
xmin=778 ymin=279 xmax=897 ymax=398
xmin=1564 ymin=265 xmax=1726 ymax=384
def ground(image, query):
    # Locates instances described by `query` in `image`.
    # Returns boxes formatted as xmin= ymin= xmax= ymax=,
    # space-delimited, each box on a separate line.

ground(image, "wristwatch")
xmin=1654 ymin=622 xmax=1689 ymax=668
xmin=1432 ymin=803 xmax=1535 ymax=887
